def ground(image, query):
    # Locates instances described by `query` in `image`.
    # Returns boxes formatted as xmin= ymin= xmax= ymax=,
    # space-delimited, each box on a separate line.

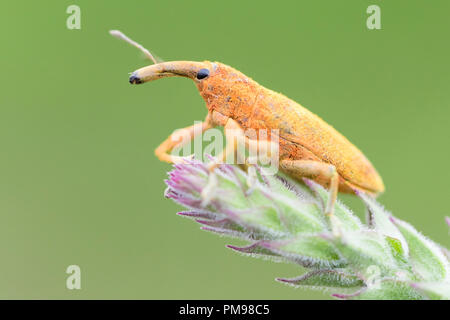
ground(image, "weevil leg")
xmin=205 ymin=118 xmax=243 ymax=171
xmin=155 ymin=113 xmax=214 ymax=164
xmin=245 ymin=164 xmax=258 ymax=194
xmin=243 ymin=137 xmax=279 ymax=194
xmin=201 ymin=118 xmax=278 ymax=203
xmin=206 ymin=119 xmax=278 ymax=173
xmin=201 ymin=118 xmax=241 ymax=205
xmin=280 ymin=160 xmax=339 ymax=216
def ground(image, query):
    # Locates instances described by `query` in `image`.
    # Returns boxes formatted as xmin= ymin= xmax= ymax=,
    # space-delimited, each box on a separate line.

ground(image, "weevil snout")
xmin=128 ymin=61 xmax=213 ymax=84
xmin=129 ymin=60 xmax=259 ymax=120
xmin=129 ymin=73 xmax=142 ymax=84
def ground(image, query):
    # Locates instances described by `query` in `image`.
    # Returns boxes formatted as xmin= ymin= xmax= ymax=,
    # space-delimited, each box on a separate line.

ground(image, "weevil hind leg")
xmin=280 ymin=160 xmax=339 ymax=216
xmin=155 ymin=113 xmax=214 ymax=164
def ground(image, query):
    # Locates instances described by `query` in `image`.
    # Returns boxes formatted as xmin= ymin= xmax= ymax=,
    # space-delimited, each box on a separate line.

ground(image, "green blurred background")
xmin=0 ymin=1 xmax=449 ymax=299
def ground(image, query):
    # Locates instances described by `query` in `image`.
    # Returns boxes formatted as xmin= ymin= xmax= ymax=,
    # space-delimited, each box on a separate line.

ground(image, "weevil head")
xmin=129 ymin=61 xmax=257 ymax=117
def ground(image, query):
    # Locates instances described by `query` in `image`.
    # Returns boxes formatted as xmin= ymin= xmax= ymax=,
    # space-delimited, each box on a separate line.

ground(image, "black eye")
xmin=196 ymin=68 xmax=210 ymax=80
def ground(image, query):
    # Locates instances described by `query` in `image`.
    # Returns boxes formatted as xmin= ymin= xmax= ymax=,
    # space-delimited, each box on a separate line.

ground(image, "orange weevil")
xmin=110 ymin=30 xmax=385 ymax=216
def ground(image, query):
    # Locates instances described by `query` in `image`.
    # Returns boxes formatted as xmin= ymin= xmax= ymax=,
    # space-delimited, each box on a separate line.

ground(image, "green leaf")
xmin=411 ymin=282 xmax=450 ymax=300
xmin=385 ymin=236 xmax=404 ymax=257
xmin=304 ymin=179 xmax=362 ymax=231
xmin=234 ymin=235 xmax=345 ymax=268
xmin=271 ymin=236 xmax=344 ymax=267
xmin=264 ymin=191 xmax=325 ymax=234
xmin=166 ymin=161 xmax=450 ymax=300
xmin=358 ymin=192 xmax=409 ymax=257
xmin=385 ymin=236 xmax=411 ymax=269
xmin=393 ymin=218 xmax=450 ymax=282
xmin=350 ymin=281 xmax=424 ymax=300
xmin=277 ymin=269 xmax=364 ymax=289
xmin=334 ymin=230 xmax=397 ymax=272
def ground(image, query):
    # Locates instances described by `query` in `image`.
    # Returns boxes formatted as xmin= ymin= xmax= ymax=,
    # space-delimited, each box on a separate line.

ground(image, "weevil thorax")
xmin=196 ymin=62 xmax=259 ymax=122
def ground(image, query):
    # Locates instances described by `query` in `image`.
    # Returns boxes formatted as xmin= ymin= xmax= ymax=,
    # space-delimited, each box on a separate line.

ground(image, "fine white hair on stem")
xmin=109 ymin=30 xmax=158 ymax=64
xmin=164 ymin=159 xmax=450 ymax=300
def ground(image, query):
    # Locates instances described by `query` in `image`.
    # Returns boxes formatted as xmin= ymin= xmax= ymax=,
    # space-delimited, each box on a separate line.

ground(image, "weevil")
xmin=110 ymin=30 xmax=385 ymax=216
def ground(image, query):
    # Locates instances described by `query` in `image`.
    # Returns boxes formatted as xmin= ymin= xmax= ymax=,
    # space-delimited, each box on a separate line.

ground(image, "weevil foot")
xmin=328 ymin=214 xmax=342 ymax=238
xmin=200 ymin=171 xmax=218 ymax=207
xmin=171 ymin=154 xmax=195 ymax=164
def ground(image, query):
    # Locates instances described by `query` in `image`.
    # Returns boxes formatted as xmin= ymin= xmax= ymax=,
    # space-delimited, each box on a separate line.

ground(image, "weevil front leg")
xmin=201 ymin=118 xmax=242 ymax=205
xmin=205 ymin=118 xmax=243 ymax=172
xmin=155 ymin=113 xmax=214 ymax=163
xmin=280 ymin=160 xmax=339 ymax=216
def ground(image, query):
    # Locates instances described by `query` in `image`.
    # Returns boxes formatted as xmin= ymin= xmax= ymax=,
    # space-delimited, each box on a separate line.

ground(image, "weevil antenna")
xmin=109 ymin=30 xmax=158 ymax=64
